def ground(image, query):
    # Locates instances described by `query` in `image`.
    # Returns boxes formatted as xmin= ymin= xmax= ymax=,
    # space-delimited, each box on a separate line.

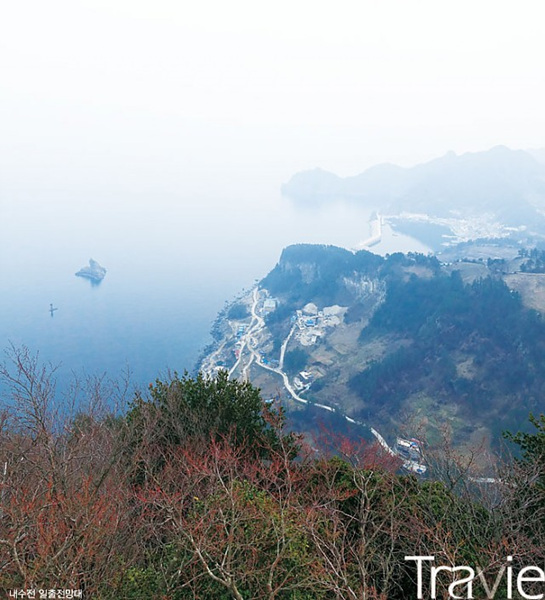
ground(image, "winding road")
xmin=229 ymin=287 xmax=427 ymax=473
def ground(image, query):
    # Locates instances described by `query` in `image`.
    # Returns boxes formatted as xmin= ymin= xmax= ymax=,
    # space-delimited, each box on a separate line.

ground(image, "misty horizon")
xmin=2 ymin=0 xmax=545 ymax=385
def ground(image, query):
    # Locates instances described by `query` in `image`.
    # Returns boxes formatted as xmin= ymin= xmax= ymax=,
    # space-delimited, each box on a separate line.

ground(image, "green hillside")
xmin=210 ymin=244 xmax=545 ymax=450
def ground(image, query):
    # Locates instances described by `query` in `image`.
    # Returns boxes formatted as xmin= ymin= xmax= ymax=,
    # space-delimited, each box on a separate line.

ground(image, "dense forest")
xmin=256 ymin=245 xmax=545 ymax=444
xmin=0 ymin=347 xmax=544 ymax=599
xmin=349 ymin=273 xmax=545 ymax=436
xmin=261 ymin=244 xmax=385 ymax=307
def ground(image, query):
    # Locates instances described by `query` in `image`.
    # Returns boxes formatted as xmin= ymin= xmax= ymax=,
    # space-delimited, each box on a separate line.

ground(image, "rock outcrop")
xmin=75 ymin=259 xmax=107 ymax=282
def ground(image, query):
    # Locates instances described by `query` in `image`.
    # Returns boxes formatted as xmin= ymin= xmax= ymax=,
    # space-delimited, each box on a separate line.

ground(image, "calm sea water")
xmin=0 ymin=179 xmax=429 ymax=391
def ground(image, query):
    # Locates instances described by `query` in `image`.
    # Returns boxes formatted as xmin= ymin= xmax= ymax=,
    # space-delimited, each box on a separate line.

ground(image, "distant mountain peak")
xmin=281 ymin=146 xmax=545 ymax=232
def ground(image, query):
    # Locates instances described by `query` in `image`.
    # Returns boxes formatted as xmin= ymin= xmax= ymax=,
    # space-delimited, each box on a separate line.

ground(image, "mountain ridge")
xmin=282 ymin=147 xmax=545 ymax=234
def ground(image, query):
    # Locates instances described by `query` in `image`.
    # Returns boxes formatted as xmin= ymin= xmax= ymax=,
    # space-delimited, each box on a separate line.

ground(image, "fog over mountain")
xmin=283 ymin=146 xmax=545 ymax=229
xmin=528 ymin=148 xmax=545 ymax=165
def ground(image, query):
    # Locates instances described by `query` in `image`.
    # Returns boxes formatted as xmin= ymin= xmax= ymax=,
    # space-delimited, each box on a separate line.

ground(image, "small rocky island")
xmin=75 ymin=259 xmax=107 ymax=283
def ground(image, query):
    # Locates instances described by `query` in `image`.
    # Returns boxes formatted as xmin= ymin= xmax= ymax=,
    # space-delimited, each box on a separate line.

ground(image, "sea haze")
xmin=0 ymin=175 xmax=428 ymax=389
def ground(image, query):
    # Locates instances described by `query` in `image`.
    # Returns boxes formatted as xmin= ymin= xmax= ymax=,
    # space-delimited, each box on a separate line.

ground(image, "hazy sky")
xmin=1 ymin=0 xmax=544 ymax=192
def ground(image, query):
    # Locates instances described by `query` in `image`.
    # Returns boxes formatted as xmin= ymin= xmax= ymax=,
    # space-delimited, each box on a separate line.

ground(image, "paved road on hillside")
xmin=228 ymin=287 xmax=427 ymax=474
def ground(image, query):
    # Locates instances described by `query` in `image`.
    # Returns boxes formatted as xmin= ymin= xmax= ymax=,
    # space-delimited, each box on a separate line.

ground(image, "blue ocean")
xmin=1 ymin=179 xmax=428 ymax=391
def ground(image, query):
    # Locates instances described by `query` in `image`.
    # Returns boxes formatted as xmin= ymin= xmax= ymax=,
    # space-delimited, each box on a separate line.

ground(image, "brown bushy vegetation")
xmin=0 ymin=346 xmax=544 ymax=598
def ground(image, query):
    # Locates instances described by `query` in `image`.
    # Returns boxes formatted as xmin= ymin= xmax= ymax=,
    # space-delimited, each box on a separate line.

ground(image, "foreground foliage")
xmin=0 ymin=347 xmax=544 ymax=598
